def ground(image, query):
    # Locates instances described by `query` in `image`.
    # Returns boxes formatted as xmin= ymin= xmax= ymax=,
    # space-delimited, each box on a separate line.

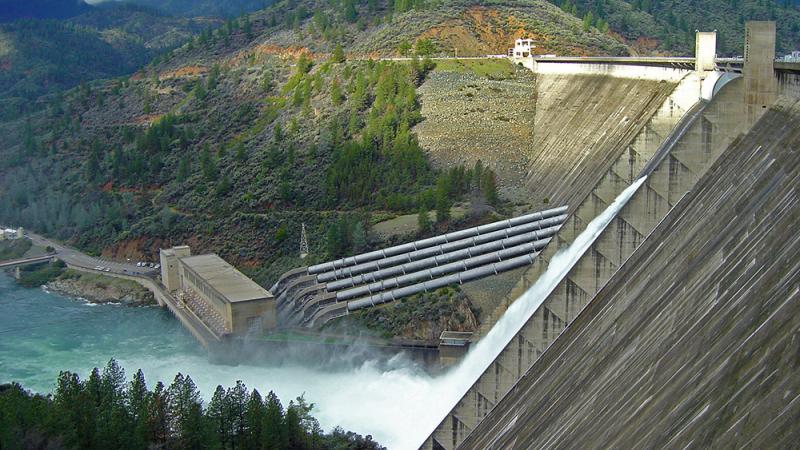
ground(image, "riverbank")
xmin=44 ymin=269 xmax=156 ymax=306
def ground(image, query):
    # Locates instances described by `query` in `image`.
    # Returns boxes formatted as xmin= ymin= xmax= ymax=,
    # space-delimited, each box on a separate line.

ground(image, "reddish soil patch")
xmin=159 ymin=65 xmax=207 ymax=80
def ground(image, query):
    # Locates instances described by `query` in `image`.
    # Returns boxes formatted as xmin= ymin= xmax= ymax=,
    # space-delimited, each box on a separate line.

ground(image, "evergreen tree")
xmin=332 ymin=43 xmax=346 ymax=63
xmin=435 ymin=190 xmax=451 ymax=224
xmin=200 ymin=144 xmax=218 ymax=181
xmin=128 ymin=369 xmax=150 ymax=450
xmin=262 ymin=391 xmax=287 ymax=449
xmin=148 ymin=381 xmax=170 ymax=445
xmin=417 ymin=207 xmax=432 ymax=233
xmin=482 ymin=170 xmax=499 ymax=206
xmin=207 ymin=385 xmax=230 ymax=449
xmin=344 ymin=0 xmax=358 ymax=22
xmin=227 ymin=381 xmax=248 ymax=448
xmin=243 ymin=390 xmax=265 ymax=450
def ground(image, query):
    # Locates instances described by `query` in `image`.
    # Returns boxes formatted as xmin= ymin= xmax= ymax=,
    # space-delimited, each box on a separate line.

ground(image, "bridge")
xmin=0 ymin=254 xmax=55 ymax=269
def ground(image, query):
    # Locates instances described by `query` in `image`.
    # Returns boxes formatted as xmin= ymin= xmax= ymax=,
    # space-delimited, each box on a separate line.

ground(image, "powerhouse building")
xmin=160 ymin=246 xmax=276 ymax=336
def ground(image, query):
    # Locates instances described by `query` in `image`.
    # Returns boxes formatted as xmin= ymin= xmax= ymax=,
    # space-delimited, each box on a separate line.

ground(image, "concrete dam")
xmin=418 ymin=22 xmax=800 ymax=449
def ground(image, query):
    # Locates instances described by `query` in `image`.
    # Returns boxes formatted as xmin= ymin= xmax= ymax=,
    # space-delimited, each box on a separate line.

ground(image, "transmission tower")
xmin=299 ymin=223 xmax=309 ymax=259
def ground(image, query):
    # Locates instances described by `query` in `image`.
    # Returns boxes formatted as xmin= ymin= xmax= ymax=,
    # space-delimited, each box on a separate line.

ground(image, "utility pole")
xmin=299 ymin=223 xmax=309 ymax=259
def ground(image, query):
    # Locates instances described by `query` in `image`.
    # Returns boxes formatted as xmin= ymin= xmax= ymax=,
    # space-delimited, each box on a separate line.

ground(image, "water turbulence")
xmin=0 ymin=177 xmax=647 ymax=450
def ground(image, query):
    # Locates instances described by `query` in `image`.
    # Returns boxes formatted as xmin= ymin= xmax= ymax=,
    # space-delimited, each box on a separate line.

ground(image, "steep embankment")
xmin=460 ymin=95 xmax=800 ymax=449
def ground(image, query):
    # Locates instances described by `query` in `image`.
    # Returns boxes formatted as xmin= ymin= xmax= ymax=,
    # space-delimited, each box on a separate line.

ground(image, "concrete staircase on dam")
xmin=423 ymin=69 xmax=751 ymax=449
xmin=458 ymin=94 xmax=800 ymax=450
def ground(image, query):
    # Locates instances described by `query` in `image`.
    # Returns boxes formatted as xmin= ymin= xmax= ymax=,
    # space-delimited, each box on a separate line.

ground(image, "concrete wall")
xmin=695 ymin=32 xmax=717 ymax=73
xmin=522 ymin=60 xmax=690 ymax=82
xmin=423 ymin=76 xmax=747 ymax=450
xmin=459 ymin=95 xmax=800 ymax=449
xmin=229 ymin=299 xmax=276 ymax=334
xmin=744 ymin=21 xmax=777 ymax=125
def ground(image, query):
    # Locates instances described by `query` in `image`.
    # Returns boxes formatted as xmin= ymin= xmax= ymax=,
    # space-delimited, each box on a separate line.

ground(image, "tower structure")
xmin=299 ymin=223 xmax=309 ymax=259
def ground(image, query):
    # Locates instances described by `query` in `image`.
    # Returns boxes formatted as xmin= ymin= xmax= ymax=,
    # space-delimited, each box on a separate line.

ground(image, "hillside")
xmin=0 ymin=0 xmax=627 ymax=283
xmin=0 ymin=4 xmax=214 ymax=119
xmin=119 ymin=0 xmax=277 ymax=18
xmin=550 ymin=0 xmax=800 ymax=55
xmin=0 ymin=0 xmax=92 ymax=22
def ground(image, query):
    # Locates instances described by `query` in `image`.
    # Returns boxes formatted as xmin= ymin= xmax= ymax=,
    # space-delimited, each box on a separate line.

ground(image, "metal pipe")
xmin=316 ymin=215 xmax=566 ymax=282
xmin=306 ymin=206 xmax=568 ymax=274
xmin=335 ymin=238 xmax=549 ymax=301
xmin=345 ymin=252 xmax=540 ymax=311
xmin=324 ymin=225 xmax=560 ymax=291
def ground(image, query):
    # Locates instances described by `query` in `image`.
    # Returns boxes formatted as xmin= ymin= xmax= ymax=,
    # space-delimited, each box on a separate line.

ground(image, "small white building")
xmin=509 ymin=38 xmax=536 ymax=58
xmin=784 ymin=51 xmax=800 ymax=62
xmin=0 ymin=227 xmax=23 ymax=240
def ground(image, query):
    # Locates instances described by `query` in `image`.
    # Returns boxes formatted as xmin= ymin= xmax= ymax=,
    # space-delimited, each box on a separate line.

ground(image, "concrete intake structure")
xmin=272 ymin=207 xmax=568 ymax=328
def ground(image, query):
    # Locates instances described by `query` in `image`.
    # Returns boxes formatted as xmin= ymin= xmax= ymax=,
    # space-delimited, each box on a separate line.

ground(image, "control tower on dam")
xmin=423 ymin=22 xmax=800 ymax=449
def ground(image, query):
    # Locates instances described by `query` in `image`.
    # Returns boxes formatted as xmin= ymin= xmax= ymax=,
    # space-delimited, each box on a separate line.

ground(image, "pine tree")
xmin=417 ymin=207 xmax=432 ymax=233
xmin=482 ymin=170 xmax=499 ymax=206
xmin=207 ymin=385 xmax=230 ymax=449
xmin=148 ymin=381 xmax=170 ymax=445
xmin=243 ymin=390 xmax=265 ymax=450
xmin=227 ymin=381 xmax=248 ymax=447
xmin=344 ymin=0 xmax=358 ymax=22
xmin=262 ymin=391 xmax=287 ymax=449
xmin=435 ymin=189 xmax=451 ymax=224
xmin=332 ymin=43 xmax=346 ymax=63
xmin=128 ymin=369 xmax=150 ymax=450
xmin=200 ymin=144 xmax=217 ymax=181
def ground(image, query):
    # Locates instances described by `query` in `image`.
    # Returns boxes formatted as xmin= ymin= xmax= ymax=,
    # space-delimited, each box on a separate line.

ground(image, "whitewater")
xmin=0 ymin=177 xmax=645 ymax=449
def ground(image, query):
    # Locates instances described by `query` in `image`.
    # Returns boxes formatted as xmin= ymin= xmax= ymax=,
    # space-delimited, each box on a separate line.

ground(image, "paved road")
xmin=26 ymin=233 xmax=159 ymax=278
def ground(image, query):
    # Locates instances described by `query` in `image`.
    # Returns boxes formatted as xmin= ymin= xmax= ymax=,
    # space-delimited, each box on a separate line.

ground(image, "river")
xmin=0 ymin=176 xmax=645 ymax=450
xmin=0 ymin=273 xmax=438 ymax=449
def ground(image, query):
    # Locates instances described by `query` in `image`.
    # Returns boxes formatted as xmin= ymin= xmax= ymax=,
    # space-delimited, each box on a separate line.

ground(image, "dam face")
xmin=423 ymin=23 xmax=798 ymax=450
xmin=459 ymin=93 xmax=800 ymax=450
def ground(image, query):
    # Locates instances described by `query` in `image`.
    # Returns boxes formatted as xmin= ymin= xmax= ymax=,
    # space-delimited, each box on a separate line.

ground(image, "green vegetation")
xmin=549 ymin=0 xmax=800 ymax=54
xmin=431 ymin=58 xmax=517 ymax=80
xmin=0 ymin=360 xmax=384 ymax=450
xmin=0 ymin=239 xmax=31 ymax=260
xmin=16 ymin=260 xmax=66 ymax=288
xmin=0 ymin=4 xmax=210 ymax=119
xmin=348 ymin=287 xmax=479 ymax=340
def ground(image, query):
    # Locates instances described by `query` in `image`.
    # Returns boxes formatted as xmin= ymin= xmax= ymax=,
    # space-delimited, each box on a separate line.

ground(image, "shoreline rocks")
xmin=45 ymin=276 xmax=156 ymax=307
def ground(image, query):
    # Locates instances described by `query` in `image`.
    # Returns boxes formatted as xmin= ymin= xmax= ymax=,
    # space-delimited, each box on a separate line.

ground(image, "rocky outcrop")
xmin=46 ymin=274 xmax=156 ymax=306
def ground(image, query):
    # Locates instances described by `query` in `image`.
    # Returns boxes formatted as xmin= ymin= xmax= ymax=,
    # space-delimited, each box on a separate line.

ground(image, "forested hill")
xmin=0 ymin=0 xmax=93 ymax=22
xmin=554 ymin=0 xmax=800 ymax=55
xmin=0 ymin=0 xmax=619 ymax=290
xmin=119 ymin=0 xmax=278 ymax=18
xmin=0 ymin=4 xmax=216 ymax=119
xmin=0 ymin=0 xmax=798 ymax=291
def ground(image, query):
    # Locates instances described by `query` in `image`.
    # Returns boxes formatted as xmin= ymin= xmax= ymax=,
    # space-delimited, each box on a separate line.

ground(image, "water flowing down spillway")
xmin=0 ymin=177 xmax=646 ymax=449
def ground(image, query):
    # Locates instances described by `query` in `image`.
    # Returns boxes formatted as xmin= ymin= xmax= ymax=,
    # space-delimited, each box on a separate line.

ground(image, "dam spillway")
xmin=458 ymin=93 xmax=800 ymax=450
